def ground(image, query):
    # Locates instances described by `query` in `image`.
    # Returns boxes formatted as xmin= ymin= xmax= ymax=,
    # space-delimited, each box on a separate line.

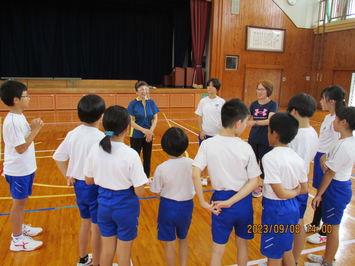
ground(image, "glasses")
xmin=21 ymin=95 xmax=30 ymax=98
xmin=137 ymin=87 xmax=149 ymax=92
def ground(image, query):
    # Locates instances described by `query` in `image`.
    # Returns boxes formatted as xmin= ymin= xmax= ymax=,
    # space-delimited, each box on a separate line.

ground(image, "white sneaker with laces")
xmin=22 ymin=224 xmax=43 ymax=237
xmin=201 ymin=178 xmax=208 ymax=186
xmin=304 ymin=223 xmax=321 ymax=233
xmin=307 ymin=254 xmax=324 ymax=263
xmin=307 ymin=233 xmax=327 ymax=244
xmin=10 ymin=234 xmax=43 ymax=251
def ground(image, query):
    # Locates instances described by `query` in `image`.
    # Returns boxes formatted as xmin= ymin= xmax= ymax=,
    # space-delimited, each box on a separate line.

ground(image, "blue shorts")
xmin=74 ymin=180 xmax=99 ymax=224
xmin=322 ymin=179 xmax=352 ymax=225
xmin=97 ymin=187 xmax=140 ymax=241
xmin=158 ymin=197 xmax=193 ymax=241
xmin=312 ymin=152 xmax=325 ymax=189
xmin=296 ymin=193 xmax=308 ymax=219
xmin=211 ymin=191 xmax=254 ymax=244
xmin=5 ymin=173 xmax=35 ymax=199
xmin=198 ymin=134 xmax=213 ymax=145
xmin=261 ymin=197 xmax=300 ymax=259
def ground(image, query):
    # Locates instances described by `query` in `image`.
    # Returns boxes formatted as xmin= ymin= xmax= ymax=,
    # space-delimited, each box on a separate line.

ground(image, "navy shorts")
xmin=5 ymin=173 xmax=35 ymax=199
xmin=211 ymin=191 xmax=254 ymax=244
xmin=260 ymin=197 xmax=300 ymax=259
xmin=74 ymin=180 xmax=99 ymax=224
xmin=312 ymin=152 xmax=325 ymax=189
xmin=322 ymin=179 xmax=352 ymax=225
xmin=97 ymin=187 xmax=140 ymax=241
xmin=157 ymin=197 xmax=193 ymax=241
xmin=296 ymin=193 xmax=308 ymax=219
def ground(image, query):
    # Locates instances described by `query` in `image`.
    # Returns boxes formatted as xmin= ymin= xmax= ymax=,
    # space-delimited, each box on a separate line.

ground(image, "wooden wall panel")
xmin=116 ymin=94 xmax=136 ymax=108
xmin=210 ymin=0 xmax=314 ymax=106
xmin=311 ymin=30 xmax=355 ymax=101
xmin=98 ymin=94 xmax=116 ymax=107
xmin=28 ymin=94 xmax=55 ymax=110
xmin=151 ymin=94 xmax=170 ymax=108
xmin=27 ymin=79 xmax=68 ymax=88
xmin=55 ymin=94 xmax=86 ymax=110
xmin=169 ymin=94 xmax=195 ymax=107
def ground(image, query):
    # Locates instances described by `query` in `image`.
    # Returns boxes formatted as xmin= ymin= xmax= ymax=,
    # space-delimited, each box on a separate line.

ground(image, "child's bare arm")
xmin=85 ymin=176 xmax=95 ymax=185
xmin=270 ymin=183 xmax=301 ymax=199
xmin=54 ymin=160 xmax=74 ymax=185
xmin=312 ymin=168 xmax=335 ymax=209
xmin=15 ymin=118 xmax=43 ymax=154
xmin=299 ymin=182 xmax=308 ymax=194
xmin=214 ymin=177 xmax=258 ymax=208
xmin=134 ymin=185 xmax=145 ymax=198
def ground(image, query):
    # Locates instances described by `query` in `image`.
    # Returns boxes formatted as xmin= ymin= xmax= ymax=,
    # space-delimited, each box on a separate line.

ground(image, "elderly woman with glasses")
xmin=128 ymin=80 xmax=159 ymax=178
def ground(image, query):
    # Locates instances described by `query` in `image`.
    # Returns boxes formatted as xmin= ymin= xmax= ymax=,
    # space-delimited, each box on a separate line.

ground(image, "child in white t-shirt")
xmin=53 ymin=95 xmax=105 ymax=266
xmin=195 ymin=78 xmax=225 ymax=186
xmin=287 ymin=93 xmax=319 ymax=263
xmin=0 ymin=80 xmax=44 ymax=252
xmin=193 ymin=98 xmax=261 ymax=266
xmin=306 ymin=107 xmax=355 ymax=266
xmin=150 ymin=127 xmax=194 ymax=266
xmin=307 ymin=86 xmax=346 ymax=245
xmin=260 ymin=113 xmax=308 ymax=265
xmin=84 ymin=105 xmax=147 ymax=266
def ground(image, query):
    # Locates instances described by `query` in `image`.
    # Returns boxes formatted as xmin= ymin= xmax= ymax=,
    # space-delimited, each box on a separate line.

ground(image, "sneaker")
xmin=10 ymin=235 xmax=43 ymax=251
xmin=307 ymin=254 xmax=336 ymax=264
xmin=201 ymin=178 xmax=208 ymax=186
xmin=258 ymin=262 xmax=267 ymax=266
xmin=77 ymin=254 xmax=92 ymax=266
xmin=23 ymin=224 xmax=43 ymax=237
xmin=304 ymin=263 xmax=321 ymax=266
xmin=304 ymin=223 xmax=321 ymax=233
xmin=307 ymin=233 xmax=327 ymax=244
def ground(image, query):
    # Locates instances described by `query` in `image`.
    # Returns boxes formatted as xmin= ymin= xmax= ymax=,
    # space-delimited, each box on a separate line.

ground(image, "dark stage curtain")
xmin=190 ymin=0 xmax=210 ymax=86
xmin=0 ymin=1 xmax=190 ymax=85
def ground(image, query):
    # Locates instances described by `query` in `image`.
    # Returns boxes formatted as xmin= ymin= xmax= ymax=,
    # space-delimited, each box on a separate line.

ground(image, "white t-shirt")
xmin=53 ymin=125 xmax=104 ymax=181
xmin=195 ymin=96 xmax=225 ymax=136
xmin=262 ymin=147 xmax=308 ymax=200
xmin=193 ymin=135 xmax=261 ymax=191
xmin=84 ymin=142 xmax=147 ymax=190
xmin=150 ymin=157 xmax=195 ymax=201
xmin=2 ymin=113 xmax=36 ymax=176
xmin=325 ymin=136 xmax=355 ymax=181
xmin=318 ymin=114 xmax=340 ymax=153
xmin=289 ymin=127 xmax=319 ymax=174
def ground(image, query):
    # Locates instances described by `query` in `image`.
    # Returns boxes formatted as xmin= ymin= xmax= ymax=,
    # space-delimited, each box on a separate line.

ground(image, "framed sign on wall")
xmin=246 ymin=26 xmax=286 ymax=52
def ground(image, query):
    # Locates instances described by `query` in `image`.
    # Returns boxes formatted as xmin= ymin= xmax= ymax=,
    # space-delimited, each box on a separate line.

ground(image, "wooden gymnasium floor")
xmin=0 ymin=108 xmax=354 ymax=266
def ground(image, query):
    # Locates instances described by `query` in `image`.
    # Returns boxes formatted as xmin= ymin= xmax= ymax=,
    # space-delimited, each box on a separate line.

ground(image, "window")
xmin=319 ymin=0 xmax=355 ymax=24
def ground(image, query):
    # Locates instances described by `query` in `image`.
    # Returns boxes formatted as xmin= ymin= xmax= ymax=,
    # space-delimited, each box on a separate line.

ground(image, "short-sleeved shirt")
xmin=128 ymin=98 xmax=159 ymax=139
xmin=193 ymin=135 xmax=261 ymax=191
xmin=2 ymin=113 xmax=36 ymax=176
xmin=53 ymin=125 xmax=104 ymax=181
xmin=248 ymin=100 xmax=278 ymax=145
xmin=84 ymin=142 xmax=147 ymax=190
xmin=325 ymin=136 xmax=355 ymax=181
xmin=288 ymin=127 xmax=319 ymax=174
xmin=262 ymin=147 xmax=308 ymax=200
xmin=195 ymin=96 xmax=225 ymax=136
xmin=318 ymin=114 xmax=340 ymax=153
xmin=150 ymin=157 xmax=195 ymax=201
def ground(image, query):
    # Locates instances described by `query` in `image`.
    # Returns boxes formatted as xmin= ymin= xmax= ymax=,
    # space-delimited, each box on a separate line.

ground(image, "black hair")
xmin=321 ymin=85 xmax=346 ymax=112
xmin=221 ymin=98 xmax=250 ymax=128
xmin=77 ymin=94 xmax=106 ymax=123
xmin=0 ymin=80 xmax=28 ymax=106
xmin=99 ymin=105 xmax=130 ymax=153
xmin=336 ymin=106 xmax=355 ymax=131
xmin=287 ymin=93 xmax=317 ymax=117
xmin=206 ymin=78 xmax=221 ymax=91
xmin=269 ymin=112 xmax=299 ymax=144
xmin=161 ymin=127 xmax=189 ymax=157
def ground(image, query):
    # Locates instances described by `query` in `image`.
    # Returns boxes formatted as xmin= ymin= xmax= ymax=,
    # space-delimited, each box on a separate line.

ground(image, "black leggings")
xmin=311 ymin=201 xmax=327 ymax=236
xmin=248 ymin=141 xmax=273 ymax=179
xmin=130 ymin=137 xmax=152 ymax=178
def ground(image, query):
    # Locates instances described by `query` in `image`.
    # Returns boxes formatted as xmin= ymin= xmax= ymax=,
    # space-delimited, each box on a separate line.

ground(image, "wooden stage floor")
xmin=0 ymin=108 xmax=354 ymax=265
